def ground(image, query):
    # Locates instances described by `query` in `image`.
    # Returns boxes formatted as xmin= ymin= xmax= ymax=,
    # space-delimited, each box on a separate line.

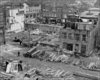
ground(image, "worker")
xmin=36 ymin=78 xmax=39 ymax=80
xmin=15 ymin=37 xmax=17 ymax=40
xmin=5 ymin=61 xmax=9 ymax=71
xmin=6 ymin=61 xmax=12 ymax=73
xmin=18 ymin=60 xmax=23 ymax=72
xmin=19 ymin=40 xmax=22 ymax=45
xmin=18 ymin=51 xmax=20 ymax=57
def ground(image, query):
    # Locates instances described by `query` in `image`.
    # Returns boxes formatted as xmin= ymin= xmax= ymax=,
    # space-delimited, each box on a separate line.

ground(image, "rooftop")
xmin=80 ymin=11 xmax=100 ymax=19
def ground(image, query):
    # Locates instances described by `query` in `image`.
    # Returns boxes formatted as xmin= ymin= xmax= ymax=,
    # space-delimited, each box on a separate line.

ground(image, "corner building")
xmin=59 ymin=20 xmax=96 ymax=56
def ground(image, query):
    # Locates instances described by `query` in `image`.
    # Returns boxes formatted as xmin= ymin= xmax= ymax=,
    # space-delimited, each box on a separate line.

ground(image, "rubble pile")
xmin=47 ymin=52 xmax=71 ymax=62
xmin=0 ymin=72 xmax=14 ymax=80
xmin=30 ymin=49 xmax=73 ymax=64
xmin=0 ymin=56 xmax=98 ymax=80
xmin=24 ymin=42 xmax=74 ymax=64
xmin=80 ymin=56 xmax=100 ymax=71
xmin=23 ymin=66 xmax=76 ymax=80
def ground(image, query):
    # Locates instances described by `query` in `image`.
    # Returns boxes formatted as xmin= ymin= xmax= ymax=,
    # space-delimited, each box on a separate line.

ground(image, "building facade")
xmin=59 ymin=21 xmax=95 ymax=56
xmin=6 ymin=7 xmax=24 ymax=33
xmin=24 ymin=3 xmax=41 ymax=23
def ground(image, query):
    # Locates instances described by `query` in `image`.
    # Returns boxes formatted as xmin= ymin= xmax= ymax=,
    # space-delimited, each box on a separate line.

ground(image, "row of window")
xmin=25 ymin=14 xmax=39 ymax=18
xmin=26 ymin=9 xmax=40 ymax=13
xmin=63 ymin=43 xmax=86 ymax=54
xmin=43 ymin=13 xmax=57 ymax=17
xmin=61 ymin=32 xmax=87 ymax=42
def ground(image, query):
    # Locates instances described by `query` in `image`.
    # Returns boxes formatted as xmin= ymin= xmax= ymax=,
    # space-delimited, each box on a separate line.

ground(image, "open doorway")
xmin=67 ymin=43 xmax=73 ymax=51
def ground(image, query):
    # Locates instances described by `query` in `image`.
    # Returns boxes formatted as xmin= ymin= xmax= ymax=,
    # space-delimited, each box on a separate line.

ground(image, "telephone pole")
xmin=3 ymin=5 xmax=6 ymax=45
xmin=0 ymin=5 xmax=6 ymax=45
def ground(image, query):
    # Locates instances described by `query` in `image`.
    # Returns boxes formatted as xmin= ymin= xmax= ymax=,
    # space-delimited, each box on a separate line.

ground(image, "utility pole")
xmin=40 ymin=0 xmax=43 ymax=18
xmin=0 ymin=5 xmax=6 ymax=45
xmin=28 ymin=28 xmax=31 ymax=47
xmin=3 ymin=5 xmax=6 ymax=45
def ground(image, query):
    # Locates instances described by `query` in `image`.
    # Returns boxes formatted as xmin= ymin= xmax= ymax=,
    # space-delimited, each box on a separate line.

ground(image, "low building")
xmin=25 ymin=23 xmax=62 ymax=34
xmin=59 ymin=20 xmax=96 ymax=56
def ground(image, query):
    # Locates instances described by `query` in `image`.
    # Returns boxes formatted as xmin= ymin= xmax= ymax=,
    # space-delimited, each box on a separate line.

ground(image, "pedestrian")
xmin=18 ymin=51 xmax=20 ymax=57
xmin=6 ymin=62 xmax=12 ymax=73
xmin=15 ymin=37 xmax=17 ymax=40
xmin=19 ymin=40 xmax=22 ymax=45
xmin=36 ymin=78 xmax=39 ymax=80
xmin=18 ymin=60 xmax=23 ymax=72
xmin=5 ymin=61 xmax=9 ymax=71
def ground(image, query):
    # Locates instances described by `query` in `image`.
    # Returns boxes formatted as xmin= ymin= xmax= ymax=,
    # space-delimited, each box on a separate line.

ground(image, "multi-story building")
xmin=6 ymin=2 xmax=41 ymax=33
xmin=59 ymin=19 xmax=96 ymax=56
xmin=42 ymin=4 xmax=54 ymax=17
xmin=6 ymin=7 xmax=24 ymax=33
xmin=24 ymin=3 xmax=41 ymax=23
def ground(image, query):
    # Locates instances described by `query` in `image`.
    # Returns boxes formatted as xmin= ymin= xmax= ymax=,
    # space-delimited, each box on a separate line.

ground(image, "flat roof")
xmin=80 ymin=11 xmax=100 ymax=19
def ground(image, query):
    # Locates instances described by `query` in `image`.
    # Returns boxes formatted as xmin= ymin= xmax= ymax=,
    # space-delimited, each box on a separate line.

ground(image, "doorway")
xmin=67 ymin=43 xmax=73 ymax=51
